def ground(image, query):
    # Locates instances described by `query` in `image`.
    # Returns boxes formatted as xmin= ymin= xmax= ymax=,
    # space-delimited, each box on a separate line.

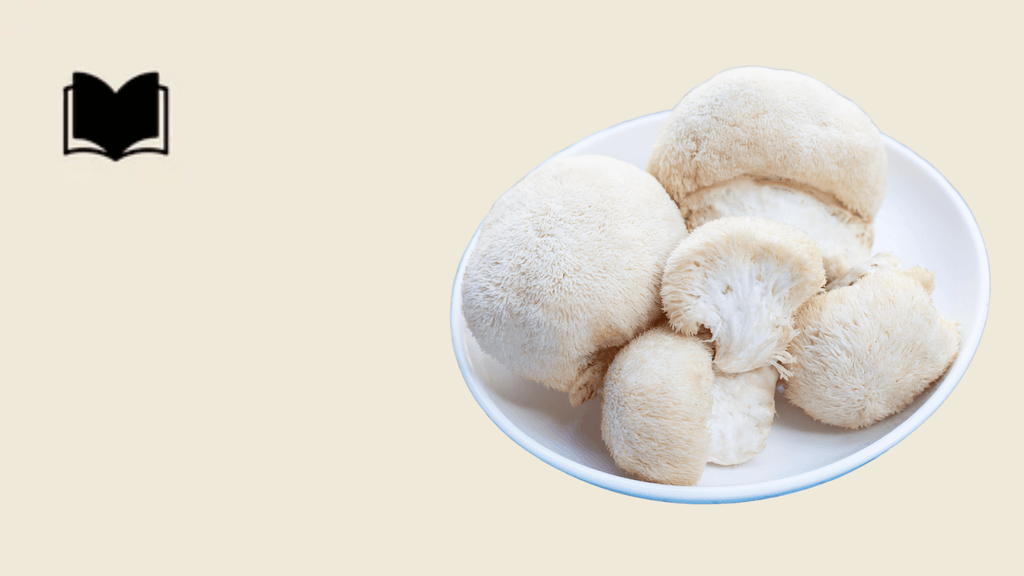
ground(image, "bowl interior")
xmin=451 ymin=111 xmax=989 ymax=503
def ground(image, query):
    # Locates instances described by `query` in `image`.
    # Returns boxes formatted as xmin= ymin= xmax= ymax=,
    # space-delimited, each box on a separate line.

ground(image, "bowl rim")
xmin=450 ymin=111 xmax=991 ymax=503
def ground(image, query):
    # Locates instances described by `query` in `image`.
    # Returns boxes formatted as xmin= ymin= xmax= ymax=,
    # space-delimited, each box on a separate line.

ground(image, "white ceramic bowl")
xmin=450 ymin=111 xmax=990 ymax=503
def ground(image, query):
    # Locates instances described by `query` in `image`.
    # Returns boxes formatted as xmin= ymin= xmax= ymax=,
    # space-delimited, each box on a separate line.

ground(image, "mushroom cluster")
xmin=462 ymin=66 xmax=961 ymax=486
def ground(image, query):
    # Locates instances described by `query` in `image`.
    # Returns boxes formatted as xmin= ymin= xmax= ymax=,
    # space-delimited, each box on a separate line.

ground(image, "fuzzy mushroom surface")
xmin=824 ymin=252 xmax=903 ymax=291
xmin=462 ymin=155 xmax=688 ymax=406
xmin=601 ymin=325 xmax=714 ymax=486
xmin=784 ymin=267 xmax=961 ymax=429
xmin=646 ymin=66 xmax=887 ymax=281
xmin=661 ymin=216 xmax=826 ymax=376
xmin=707 ymin=366 xmax=780 ymax=466
xmin=647 ymin=65 xmax=887 ymax=221
xmin=681 ymin=177 xmax=874 ymax=281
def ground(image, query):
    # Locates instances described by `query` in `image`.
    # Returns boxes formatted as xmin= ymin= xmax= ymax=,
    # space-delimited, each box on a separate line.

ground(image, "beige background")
xmin=0 ymin=1 xmax=1019 ymax=574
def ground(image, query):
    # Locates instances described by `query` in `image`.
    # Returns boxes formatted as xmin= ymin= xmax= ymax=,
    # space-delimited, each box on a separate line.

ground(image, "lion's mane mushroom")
xmin=646 ymin=66 xmax=887 ymax=281
xmin=661 ymin=216 xmax=826 ymax=376
xmin=602 ymin=326 xmax=782 ymax=482
xmin=784 ymin=266 xmax=960 ymax=429
xmin=462 ymin=155 xmax=688 ymax=406
xmin=708 ymin=366 xmax=779 ymax=466
xmin=601 ymin=325 xmax=714 ymax=486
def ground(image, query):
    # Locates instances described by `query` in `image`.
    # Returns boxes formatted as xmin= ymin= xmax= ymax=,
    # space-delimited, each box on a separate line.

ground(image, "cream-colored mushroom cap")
xmin=708 ymin=366 xmax=779 ymax=466
xmin=785 ymin=267 xmax=960 ymax=429
xmin=601 ymin=325 xmax=714 ymax=486
xmin=661 ymin=216 xmax=826 ymax=375
xmin=647 ymin=66 xmax=887 ymax=222
xmin=462 ymin=155 xmax=688 ymax=406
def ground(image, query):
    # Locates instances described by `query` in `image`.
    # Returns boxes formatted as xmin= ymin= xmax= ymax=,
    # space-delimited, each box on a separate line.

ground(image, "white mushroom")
xmin=462 ymin=155 xmax=688 ymax=406
xmin=646 ymin=66 xmax=887 ymax=281
xmin=824 ymin=252 xmax=903 ymax=291
xmin=784 ymin=267 xmax=961 ymax=429
xmin=602 ymin=327 xmax=781 ymax=482
xmin=601 ymin=325 xmax=714 ymax=486
xmin=661 ymin=216 xmax=826 ymax=376
xmin=707 ymin=366 xmax=779 ymax=466
xmin=682 ymin=177 xmax=873 ymax=281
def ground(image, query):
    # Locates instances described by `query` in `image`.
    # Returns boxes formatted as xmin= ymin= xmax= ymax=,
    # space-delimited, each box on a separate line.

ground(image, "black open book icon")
xmin=63 ymin=72 xmax=169 ymax=160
